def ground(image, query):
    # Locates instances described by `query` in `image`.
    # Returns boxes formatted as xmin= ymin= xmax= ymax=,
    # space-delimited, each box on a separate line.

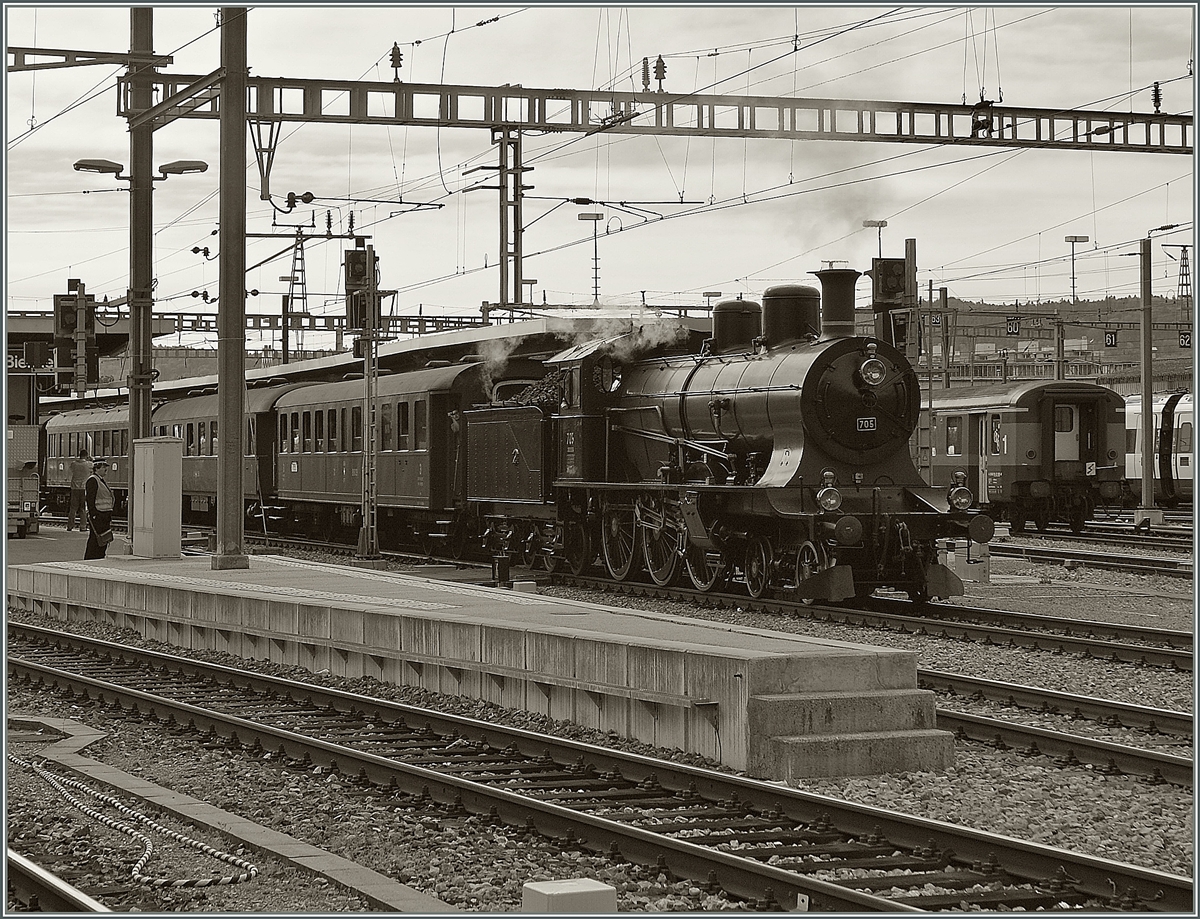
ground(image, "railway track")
xmin=8 ymin=623 xmax=1192 ymax=913
xmin=917 ymin=670 xmax=1192 ymax=787
xmin=6 ymin=849 xmax=111 ymax=913
xmin=1020 ymin=528 xmax=1194 ymax=554
xmin=556 ymin=574 xmax=1194 ymax=672
xmin=987 ymin=543 xmax=1192 ymax=578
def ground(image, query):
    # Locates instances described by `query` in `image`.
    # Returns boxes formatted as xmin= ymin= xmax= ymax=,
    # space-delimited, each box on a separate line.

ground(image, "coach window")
xmin=102 ymin=430 xmax=112 ymax=457
xmin=280 ymin=415 xmax=289 ymax=453
xmin=173 ymin=423 xmax=183 ymax=440
xmin=290 ymin=412 xmax=301 ymax=452
xmin=351 ymin=406 xmax=363 ymax=451
xmin=990 ymin=415 xmax=1003 ymax=455
xmin=314 ymin=410 xmax=324 ymax=452
xmin=302 ymin=412 xmax=313 ymax=452
xmin=1178 ymin=421 xmax=1193 ymax=454
xmin=945 ymin=416 xmax=962 ymax=456
xmin=210 ymin=421 xmax=218 ymax=455
xmin=1054 ymin=405 xmax=1074 ymax=433
xmin=381 ymin=402 xmax=393 ymax=450
xmin=199 ymin=422 xmax=207 ymax=455
xmin=246 ymin=419 xmax=255 ymax=457
xmin=327 ymin=409 xmax=338 ymax=452
xmin=414 ymin=399 xmax=427 ymax=450
xmin=341 ymin=408 xmax=349 ymax=452
xmin=186 ymin=423 xmax=196 ymax=456
xmin=398 ymin=402 xmax=410 ymax=450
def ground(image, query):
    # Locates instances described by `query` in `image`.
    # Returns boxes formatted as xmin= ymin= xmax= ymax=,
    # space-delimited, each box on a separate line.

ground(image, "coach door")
xmin=977 ymin=414 xmax=991 ymax=502
xmin=1053 ymin=403 xmax=1080 ymax=465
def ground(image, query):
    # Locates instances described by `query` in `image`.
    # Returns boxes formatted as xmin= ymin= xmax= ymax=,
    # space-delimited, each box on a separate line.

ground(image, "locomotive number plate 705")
xmin=857 ymin=417 xmax=877 ymax=431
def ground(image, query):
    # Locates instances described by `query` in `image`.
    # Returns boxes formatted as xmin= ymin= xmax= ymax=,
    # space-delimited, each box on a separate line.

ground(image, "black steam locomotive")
xmin=42 ymin=267 xmax=994 ymax=601
xmin=466 ymin=268 xmax=994 ymax=601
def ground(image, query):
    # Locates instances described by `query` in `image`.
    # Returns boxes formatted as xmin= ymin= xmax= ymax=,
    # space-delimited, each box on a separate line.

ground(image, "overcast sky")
xmin=5 ymin=4 xmax=1195 ymax=350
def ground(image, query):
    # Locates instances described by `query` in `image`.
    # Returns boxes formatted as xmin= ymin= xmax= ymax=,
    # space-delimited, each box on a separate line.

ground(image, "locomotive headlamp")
xmin=858 ymin=344 xmax=887 ymax=387
xmin=948 ymin=486 xmax=973 ymax=511
xmin=948 ymin=470 xmax=972 ymax=509
xmin=817 ymin=470 xmax=842 ymax=511
xmin=817 ymin=487 xmax=843 ymax=511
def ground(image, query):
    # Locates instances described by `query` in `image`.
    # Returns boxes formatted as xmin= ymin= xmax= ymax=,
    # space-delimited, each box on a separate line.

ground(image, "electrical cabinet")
xmin=132 ymin=437 xmax=183 ymax=558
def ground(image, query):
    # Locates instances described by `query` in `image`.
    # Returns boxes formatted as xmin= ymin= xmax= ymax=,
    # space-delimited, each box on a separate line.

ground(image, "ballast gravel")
xmin=6 ymin=554 xmax=1194 ymax=911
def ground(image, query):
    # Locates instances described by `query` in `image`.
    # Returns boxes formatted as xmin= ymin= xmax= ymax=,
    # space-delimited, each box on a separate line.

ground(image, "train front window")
xmin=1054 ymin=405 xmax=1074 ymax=432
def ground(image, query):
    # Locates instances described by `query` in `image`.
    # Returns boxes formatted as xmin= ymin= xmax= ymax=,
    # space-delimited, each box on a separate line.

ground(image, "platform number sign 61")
xmin=1181 ymin=331 xmax=1192 ymax=349
xmin=1104 ymin=330 xmax=1118 ymax=348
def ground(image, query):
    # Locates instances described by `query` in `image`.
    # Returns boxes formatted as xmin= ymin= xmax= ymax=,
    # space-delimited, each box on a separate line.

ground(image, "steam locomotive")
xmin=41 ymin=267 xmax=995 ymax=601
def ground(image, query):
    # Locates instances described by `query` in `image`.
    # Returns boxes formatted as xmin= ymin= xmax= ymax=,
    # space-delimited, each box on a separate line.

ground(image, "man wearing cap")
xmin=67 ymin=448 xmax=91 ymax=530
xmin=84 ymin=459 xmax=115 ymax=559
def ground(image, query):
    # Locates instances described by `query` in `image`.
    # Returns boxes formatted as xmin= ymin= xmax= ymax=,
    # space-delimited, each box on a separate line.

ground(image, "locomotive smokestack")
xmin=810 ymin=268 xmax=862 ymax=339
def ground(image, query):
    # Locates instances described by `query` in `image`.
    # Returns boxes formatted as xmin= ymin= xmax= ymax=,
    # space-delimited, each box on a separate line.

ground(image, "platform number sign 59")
xmin=1181 ymin=330 xmax=1192 ymax=349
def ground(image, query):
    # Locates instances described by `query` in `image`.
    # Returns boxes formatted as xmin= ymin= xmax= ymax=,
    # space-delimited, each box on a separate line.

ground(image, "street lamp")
xmin=863 ymin=219 xmax=888 ymax=257
xmin=74 ymin=154 xmax=207 ymax=554
xmin=1065 ymin=235 xmax=1089 ymax=303
xmin=578 ymin=212 xmax=603 ymax=305
xmin=75 ymin=158 xmax=208 ymax=181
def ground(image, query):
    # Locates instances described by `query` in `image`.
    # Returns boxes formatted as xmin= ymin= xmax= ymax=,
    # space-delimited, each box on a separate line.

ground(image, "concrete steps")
xmin=748 ymin=689 xmax=953 ymax=778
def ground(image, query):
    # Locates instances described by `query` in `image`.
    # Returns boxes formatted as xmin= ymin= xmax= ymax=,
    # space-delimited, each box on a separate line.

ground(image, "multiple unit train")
xmin=42 ymin=268 xmax=996 ymax=602
xmin=1124 ymin=391 xmax=1193 ymax=506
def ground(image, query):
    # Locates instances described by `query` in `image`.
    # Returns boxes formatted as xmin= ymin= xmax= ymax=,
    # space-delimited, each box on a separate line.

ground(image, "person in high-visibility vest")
xmin=84 ymin=458 xmax=115 ymax=559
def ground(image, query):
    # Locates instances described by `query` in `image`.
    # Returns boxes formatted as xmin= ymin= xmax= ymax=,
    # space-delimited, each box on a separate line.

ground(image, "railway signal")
xmin=344 ymin=244 xmax=379 ymax=330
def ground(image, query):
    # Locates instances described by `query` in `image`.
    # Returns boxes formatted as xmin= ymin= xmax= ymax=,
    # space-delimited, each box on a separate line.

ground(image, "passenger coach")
xmin=922 ymin=380 xmax=1125 ymax=533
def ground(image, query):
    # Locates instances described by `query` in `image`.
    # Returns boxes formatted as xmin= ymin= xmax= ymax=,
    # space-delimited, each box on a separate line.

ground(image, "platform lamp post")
xmin=1065 ymin=235 xmax=1088 ymax=303
xmin=73 ymin=156 xmax=208 ymax=552
xmin=863 ymin=220 xmax=887 ymax=257
xmin=578 ymin=212 xmax=603 ymax=305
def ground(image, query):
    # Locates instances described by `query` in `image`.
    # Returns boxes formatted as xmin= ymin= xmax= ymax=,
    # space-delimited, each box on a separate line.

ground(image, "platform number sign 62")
xmin=1181 ymin=331 xmax=1192 ymax=349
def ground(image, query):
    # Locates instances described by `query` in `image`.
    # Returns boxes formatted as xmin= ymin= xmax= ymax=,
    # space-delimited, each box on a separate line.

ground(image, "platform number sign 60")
xmin=1180 ymin=331 xmax=1192 ymax=349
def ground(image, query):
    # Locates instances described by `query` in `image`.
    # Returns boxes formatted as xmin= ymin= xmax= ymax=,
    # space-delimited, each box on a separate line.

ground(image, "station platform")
xmin=7 ymin=554 xmax=952 ymax=780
